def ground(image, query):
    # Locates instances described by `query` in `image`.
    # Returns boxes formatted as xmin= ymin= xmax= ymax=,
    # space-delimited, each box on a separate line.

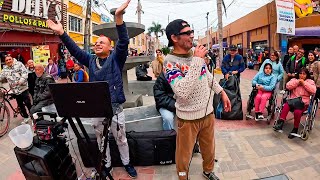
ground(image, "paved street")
xmin=1 ymin=69 xmax=320 ymax=180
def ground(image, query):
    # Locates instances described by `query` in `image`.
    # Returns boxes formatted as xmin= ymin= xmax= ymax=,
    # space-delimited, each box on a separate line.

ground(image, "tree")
xmin=148 ymin=22 xmax=165 ymax=49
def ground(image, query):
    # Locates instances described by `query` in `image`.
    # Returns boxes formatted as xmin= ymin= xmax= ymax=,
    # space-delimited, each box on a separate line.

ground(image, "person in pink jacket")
xmin=274 ymin=68 xmax=316 ymax=139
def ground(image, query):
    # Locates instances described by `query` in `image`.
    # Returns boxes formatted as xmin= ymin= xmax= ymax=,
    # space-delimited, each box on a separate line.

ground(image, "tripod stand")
xmin=49 ymin=82 xmax=115 ymax=180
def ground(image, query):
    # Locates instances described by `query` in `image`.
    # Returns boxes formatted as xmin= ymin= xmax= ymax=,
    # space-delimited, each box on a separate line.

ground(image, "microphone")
xmin=193 ymin=42 xmax=211 ymax=59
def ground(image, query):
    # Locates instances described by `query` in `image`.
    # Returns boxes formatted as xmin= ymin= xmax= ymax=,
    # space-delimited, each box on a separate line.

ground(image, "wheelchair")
xmin=273 ymin=90 xmax=318 ymax=141
xmin=245 ymin=87 xmax=277 ymax=124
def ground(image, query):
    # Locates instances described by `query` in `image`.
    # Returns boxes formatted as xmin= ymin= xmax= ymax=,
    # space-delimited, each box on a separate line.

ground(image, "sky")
xmin=78 ymin=0 xmax=274 ymax=44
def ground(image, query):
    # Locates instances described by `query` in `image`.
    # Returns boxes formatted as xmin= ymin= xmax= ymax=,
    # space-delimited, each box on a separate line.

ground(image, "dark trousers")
xmin=14 ymin=90 xmax=32 ymax=118
xmin=67 ymin=69 xmax=74 ymax=82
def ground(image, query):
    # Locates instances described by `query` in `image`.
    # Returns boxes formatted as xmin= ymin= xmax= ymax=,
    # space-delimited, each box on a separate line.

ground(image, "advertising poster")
xmin=276 ymin=0 xmax=295 ymax=35
xmin=32 ymin=45 xmax=50 ymax=65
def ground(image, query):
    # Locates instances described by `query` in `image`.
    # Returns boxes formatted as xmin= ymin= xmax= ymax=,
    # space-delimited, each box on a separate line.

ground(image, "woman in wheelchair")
xmin=252 ymin=63 xmax=277 ymax=120
xmin=273 ymin=68 xmax=316 ymax=139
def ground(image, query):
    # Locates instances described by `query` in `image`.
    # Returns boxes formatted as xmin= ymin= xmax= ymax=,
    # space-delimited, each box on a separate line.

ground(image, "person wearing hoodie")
xmin=273 ymin=68 xmax=316 ymax=139
xmin=259 ymin=51 xmax=284 ymax=91
xmin=252 ymin=63 xmax=277 ymax=120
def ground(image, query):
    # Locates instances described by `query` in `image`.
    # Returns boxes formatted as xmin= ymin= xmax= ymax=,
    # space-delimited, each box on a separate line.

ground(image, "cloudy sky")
xmin=85 ymin=0 xmax=273 ymax=44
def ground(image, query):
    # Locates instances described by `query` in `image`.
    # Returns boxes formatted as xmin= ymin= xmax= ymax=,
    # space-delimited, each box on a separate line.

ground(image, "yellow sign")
xmin=32 ymin=45 xmax=50 ymax=65
xmin=3 ymin=14 xmax=48 ymax=28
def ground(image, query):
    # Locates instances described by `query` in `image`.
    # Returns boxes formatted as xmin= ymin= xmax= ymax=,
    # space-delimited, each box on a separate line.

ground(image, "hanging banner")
xmin=276 ymin=0 xmax=295 ymax=35
xmin=32 ymin=45 xmax=50 ymax=65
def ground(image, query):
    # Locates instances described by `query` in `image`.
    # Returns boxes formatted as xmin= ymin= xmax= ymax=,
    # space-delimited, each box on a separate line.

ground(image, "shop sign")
xmin=0 ymin=0 xmax=66 ymax=31
xmin=276 ymin=0 xmax=295 ymax=35
xmin=32 ymin=45 xmax=50 ymax=65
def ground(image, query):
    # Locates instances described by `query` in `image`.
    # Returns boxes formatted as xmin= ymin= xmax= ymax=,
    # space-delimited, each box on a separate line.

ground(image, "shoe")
xmin=288 ymin=128 xmax=299 ymax=139
xmin=258 ymin=115 xmax=264 ymax=120
xmin=255 ymin=113 xmax=260 ymax=121
xmin=101 ymin=166 xmax=113 ymax=179
xmin=203 ymin=171 xmax=220 ymax=180
xmin=21 ymin=117 xmax=30 ymax=124
xmin=124 ymin=164 xmax=137 ymax=178
xmin=273 ymin=120 xmax=284 ymax=131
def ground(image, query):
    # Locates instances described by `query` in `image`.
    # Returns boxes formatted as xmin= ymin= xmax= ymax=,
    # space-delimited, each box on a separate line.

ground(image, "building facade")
xmin=0 ymin=0 xmax=67 ymax=65
xmin=198 ymin=1 xmax=320 ymax=55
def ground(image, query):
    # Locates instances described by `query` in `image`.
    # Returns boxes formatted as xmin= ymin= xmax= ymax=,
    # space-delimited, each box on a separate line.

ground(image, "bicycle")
xmin=0 ymin=87 xmax=24 ymax=137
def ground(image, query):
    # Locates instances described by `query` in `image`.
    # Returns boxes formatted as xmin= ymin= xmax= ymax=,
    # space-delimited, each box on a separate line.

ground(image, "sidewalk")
xmin=1 ymin=69 xmax=320 ymax=180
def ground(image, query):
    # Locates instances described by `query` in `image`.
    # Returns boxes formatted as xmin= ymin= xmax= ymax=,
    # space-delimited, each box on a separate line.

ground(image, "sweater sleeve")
xmin=113 ymin=23 xmax=129 ymax=70
xmin=303 ymin=79 xmax=316 ymax=94
xmin=206 ymin=68 xmax=223 ymax=94
xmin=18 ymin=62 xmax=28 ymax=85
xmin=252 ymin=73 xmax=259 ymax=86
xmin=59 ymin=32 xmax=92 ymax=67
xmin=76 ymin=70 xmax=84 ymax=82
xmin=278 ymin=64 xmax=284 ymax=82
xmin=286 ymin=78 xmax=299 ymax=90
xmin=164 ymin=57 xmax=205 ymax=100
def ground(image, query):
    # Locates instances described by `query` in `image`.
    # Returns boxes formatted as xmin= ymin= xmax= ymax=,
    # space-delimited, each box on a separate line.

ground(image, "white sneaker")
xmin=21 ymin=118 xmax=30 ymax=124
xmin=258 ymin=115 xmax=264 ymax=119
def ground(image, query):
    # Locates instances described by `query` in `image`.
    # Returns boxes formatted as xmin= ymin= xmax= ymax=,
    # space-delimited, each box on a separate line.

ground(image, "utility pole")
xmin=206 ymin=12 xmax=209 ymax=49
xmin=168 ymin=14 xmax=169 ymax=24
xmin=84 ymin=0 xmax=92 ymax=52
xmin=136 ymin=0 xmax=143 ymax=49
xmin=217 ymin=0 xmax=223 ymax=67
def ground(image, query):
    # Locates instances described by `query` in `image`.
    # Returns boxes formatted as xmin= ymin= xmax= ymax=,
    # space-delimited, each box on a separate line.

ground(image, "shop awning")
xmin=294 ymin=26 xmax=320 ymax=37
xmin=0 ymin=43 xmax=34 ymax=47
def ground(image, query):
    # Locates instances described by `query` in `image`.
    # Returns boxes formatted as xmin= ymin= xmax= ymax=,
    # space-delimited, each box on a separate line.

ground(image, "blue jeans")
xmin=159 ymin=108 xmax=175 ymax=130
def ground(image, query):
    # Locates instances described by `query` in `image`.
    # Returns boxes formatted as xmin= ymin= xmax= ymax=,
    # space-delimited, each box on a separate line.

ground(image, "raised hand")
xmin=47 ymin=19 xmax=64 ymax=35
xmin=115 ymin=0 xmax=131 ymax=16
xmin=194 ymin=44 xmax=208 ymax=59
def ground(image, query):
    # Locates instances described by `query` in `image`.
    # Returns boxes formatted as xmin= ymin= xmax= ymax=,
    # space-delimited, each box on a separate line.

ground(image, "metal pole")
xmin=206 ymin=12 xmax=209 ymax=49
xmin=84 ymin=0 xmax=92 ymax=52
xmin=217 ymin=0 xmax=223 ymax=67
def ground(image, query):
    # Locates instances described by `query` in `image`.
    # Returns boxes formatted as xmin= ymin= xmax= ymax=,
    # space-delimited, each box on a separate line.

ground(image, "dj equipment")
xmin=14 ymin=137 xmax=77 ymax=180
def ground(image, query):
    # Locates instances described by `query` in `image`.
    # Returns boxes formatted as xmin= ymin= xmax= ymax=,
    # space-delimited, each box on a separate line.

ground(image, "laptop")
xmin=49 ymin=82 xmax=113 ymax=118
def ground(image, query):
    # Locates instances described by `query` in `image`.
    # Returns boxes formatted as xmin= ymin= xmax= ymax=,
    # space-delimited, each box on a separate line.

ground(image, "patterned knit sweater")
xmin=163 ymin=52 xmax=223 ymax=120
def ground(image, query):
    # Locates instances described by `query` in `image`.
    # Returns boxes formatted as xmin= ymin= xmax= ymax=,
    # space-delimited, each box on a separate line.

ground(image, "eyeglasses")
xmin=176 ymin=30 xmax=194 ymax=36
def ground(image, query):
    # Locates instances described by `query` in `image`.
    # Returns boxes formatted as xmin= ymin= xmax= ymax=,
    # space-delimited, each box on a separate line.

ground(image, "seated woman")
xmin=73 ymin=62 xmax=89 ymax=82
xmin=274 ymin=68 xmax=316 ymax=139
xmin=252 ymin=63 xmax=277 ymax=120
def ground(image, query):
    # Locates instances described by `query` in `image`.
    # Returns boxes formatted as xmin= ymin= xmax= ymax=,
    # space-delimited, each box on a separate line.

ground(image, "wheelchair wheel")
xmin=309 ymin=99 xmax=318 ymax=131
xmin=300 ymin=129 xmax=309 ymax=141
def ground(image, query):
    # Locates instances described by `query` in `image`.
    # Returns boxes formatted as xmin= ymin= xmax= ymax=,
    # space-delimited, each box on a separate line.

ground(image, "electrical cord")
xmin=66 ymin=127 xmax=89 ymax=179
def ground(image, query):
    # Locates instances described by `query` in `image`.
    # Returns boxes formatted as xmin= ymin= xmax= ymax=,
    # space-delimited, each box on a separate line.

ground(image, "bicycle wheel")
xmin=0 ymin=105 xmax=10 ymax=137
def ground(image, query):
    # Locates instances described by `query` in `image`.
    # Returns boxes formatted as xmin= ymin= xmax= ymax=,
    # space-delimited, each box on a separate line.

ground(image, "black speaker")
xmin=14 ymin=138 xmax=77 ymax=180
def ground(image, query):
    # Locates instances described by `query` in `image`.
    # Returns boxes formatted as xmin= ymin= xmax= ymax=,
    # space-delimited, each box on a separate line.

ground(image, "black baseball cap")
xmin=165 ymin=19 xmax=190 ymax=47
xmin=229 ymin=45 xmax=237 ymax=50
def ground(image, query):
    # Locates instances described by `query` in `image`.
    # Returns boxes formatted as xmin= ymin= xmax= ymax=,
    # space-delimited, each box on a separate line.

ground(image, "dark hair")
xmin=74 ymin=61 xmax=83 ymax=69
xmin=156 ymin=49 xmax=162 ymax=53
xmin=263 ymin=63 xmax=273 ymax=74
xmin=308 ymin=50 xmax=316 ymax=59
xmin=298 ymin=67 xmax=311 ymax=79
xmin=271 ymin=51 xmax=280 ymax=64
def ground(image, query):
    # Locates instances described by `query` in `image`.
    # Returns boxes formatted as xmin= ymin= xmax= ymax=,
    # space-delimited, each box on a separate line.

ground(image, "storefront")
xmin=0 ymin=0 xmax=67 ymax=66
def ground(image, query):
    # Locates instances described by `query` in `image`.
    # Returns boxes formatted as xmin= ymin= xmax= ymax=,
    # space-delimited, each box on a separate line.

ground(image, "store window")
xmin=69 ymin=15 xmax=82 ymax=33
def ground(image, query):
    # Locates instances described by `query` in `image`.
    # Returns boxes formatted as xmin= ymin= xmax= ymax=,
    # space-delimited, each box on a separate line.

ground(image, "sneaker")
xmin=258 ymin=115 xmax=264 ymax=120
xmin=203 ymin=171 xmax=220 ymax=180
xmin=288 ymin=128 xmax=299 ymax=139
xmin=255 ymin=113 xmax=260 ymax=121
xmin=101 ymin=166 xmax=113 ymax=179
xmin=273 ymin=120 xmax=284 ymax=131
xmin=21 ymin=117 xmax=30 ymax=124
xmin=124 ymin=164 xmax=137 ymax=178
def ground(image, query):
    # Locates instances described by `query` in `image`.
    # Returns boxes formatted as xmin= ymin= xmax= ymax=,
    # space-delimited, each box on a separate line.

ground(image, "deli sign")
xmin=0 ymin=0 xmax=66 ymax=30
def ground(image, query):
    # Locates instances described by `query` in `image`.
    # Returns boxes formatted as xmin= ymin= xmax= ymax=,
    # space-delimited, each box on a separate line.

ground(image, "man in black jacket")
xmin=153 ymin=72 xmax=175 ymax=130
xmin=26 ymin=60 xmax=36 ymax=97
xmin=30 ymin=64 xmax=56 ymax=114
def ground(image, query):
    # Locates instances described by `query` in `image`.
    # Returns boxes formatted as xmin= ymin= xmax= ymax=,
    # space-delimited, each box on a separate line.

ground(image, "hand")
xmin=225 ymin=74 xmax=230 ymax=80
xmin=299 ymin=79 xmax=304 ymax=85
xmin=47 ymin=19 xmax=64 ymax=35
xmin=232 ymin=71 xmax=238 ymax=75
xmin=115 ymin=0 xmax=131 ymax=16
xmin=257 ymin=85 xmax=264 ymax=90
xmin=221 ymin=91 xmax=231 ymax=112
xmin=194 ymin=44 xmax=208 ymax=59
